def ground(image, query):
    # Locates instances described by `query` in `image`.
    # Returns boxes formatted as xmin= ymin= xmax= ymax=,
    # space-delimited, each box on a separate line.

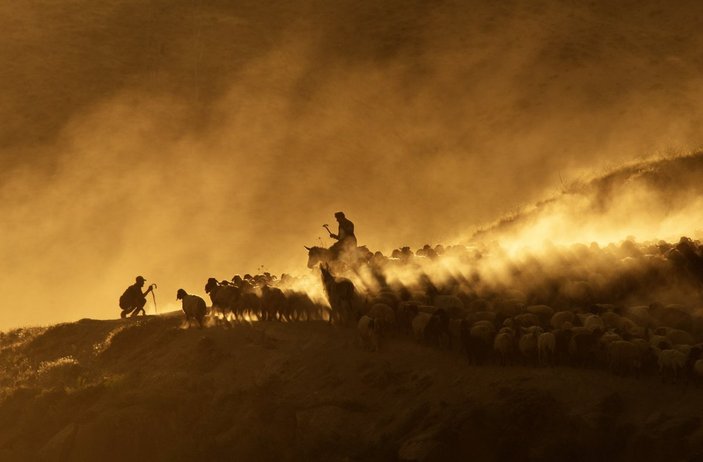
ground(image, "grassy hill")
xmin=2 ymin=315 xmax=703 ymax=461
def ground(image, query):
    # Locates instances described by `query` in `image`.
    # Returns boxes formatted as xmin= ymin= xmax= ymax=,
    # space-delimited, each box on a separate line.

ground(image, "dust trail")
xmin=3 ymin=1 xmax=703 ymax=328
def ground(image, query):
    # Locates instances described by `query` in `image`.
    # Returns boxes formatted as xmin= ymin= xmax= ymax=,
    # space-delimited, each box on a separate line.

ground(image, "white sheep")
xmin=176 ymin=289 xmax=207 ymax=329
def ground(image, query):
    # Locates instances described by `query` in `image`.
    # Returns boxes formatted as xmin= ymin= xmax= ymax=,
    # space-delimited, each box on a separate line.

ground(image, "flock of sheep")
xmin=176 ymin=235 xmax=703 ymax=385
xmin=176 ymin=273 xmax=332 ymax=329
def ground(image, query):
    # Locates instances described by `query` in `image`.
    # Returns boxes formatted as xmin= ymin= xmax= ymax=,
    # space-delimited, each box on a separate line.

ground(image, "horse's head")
xmin=305 ymin=245 xmax=327 ymax=268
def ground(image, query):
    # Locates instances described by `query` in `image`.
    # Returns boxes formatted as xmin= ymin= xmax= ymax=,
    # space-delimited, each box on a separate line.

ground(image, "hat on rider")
xmin=136 ymin=276 xmax=146 ymax=283
xmin=334 ymin=211 xmax=345 ymax=219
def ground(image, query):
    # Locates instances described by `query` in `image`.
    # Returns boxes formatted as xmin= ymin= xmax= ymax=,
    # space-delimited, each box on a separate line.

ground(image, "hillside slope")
xmin=2 ymin=315 xmax=703 ymax=461
xmin=471 ymin=151 xmax=703 ymax=247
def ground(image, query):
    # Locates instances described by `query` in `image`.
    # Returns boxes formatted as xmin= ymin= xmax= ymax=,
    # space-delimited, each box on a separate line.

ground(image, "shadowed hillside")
xmin=2 ymin=315 xmax=703 ymax=461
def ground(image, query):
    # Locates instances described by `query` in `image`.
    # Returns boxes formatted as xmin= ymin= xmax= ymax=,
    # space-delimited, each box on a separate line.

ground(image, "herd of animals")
xmin=175 ymin=236 xmax=703 ymax=385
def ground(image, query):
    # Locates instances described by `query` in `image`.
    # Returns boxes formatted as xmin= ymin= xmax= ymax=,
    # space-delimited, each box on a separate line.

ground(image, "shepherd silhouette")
xmin=119 ymin=276 xmax=154 ymax=318
xmin=325 ymin=211 xmax=357 ymax=259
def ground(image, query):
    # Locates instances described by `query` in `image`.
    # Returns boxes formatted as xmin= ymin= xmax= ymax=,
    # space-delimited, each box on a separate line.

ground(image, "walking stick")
xmin=150 ymin=284 xmax=158 ymax=314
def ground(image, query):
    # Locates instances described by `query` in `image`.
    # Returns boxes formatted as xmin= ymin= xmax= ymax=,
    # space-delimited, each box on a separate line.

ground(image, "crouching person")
xmin=119 ymin=276 xmax=154 ymax=318
xmin=177 ymin=289 xmax=207 ymax=328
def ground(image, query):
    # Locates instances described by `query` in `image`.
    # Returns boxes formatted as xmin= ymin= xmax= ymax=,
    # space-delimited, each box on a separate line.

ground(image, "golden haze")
xmin=2 ymin=1 xmax=703 ymax=328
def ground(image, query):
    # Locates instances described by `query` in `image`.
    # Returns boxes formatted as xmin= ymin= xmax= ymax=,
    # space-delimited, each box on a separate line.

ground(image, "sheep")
xmin=683 ymin=346 xmax=703 ymax=385
xmin=177 ymin=289 xmax=207 ymax=329
xmin=462 ymin=320 xmax=494 ymax=365
xmin=358 ymin=315 xmax=380 ymax=351
xmin=370 ymin=290 xmax=399 ymax=311
xmin=665 ymin=328 xmax=695 ymax=346
xmin=616 ymin=317 xmax=642 ymax=338
xmin=582 ymin=314 xmax=605 ymax=333
xmin=525 ymin=304 xmax=554 ymax=321
xmin=649 ymin=334 xmax=671 ymax=350
xmin=607 ymin=340 xmax=642 ymax=376
xmin=424 ymin=309 xmax=451 ymax=348
xmin=552 ymin=324 xmax=573 ymax=365
xmin=518 ymin=326 xmax=542 ymax=365
xmin=513 ymin=313 xmax=541 ymax=328
xmin=599 ymin=331 xmax=622 ymax=349
xmin=622 ymin=305 xmax=653 ymax=327
xmin=286 ymin=291 xmax=318 ymax=321
xmin=418 ymin=305 xmax=438 ymax=314
xmin=551 ymin=311 xmax=576 ymax=330
xmin=449 ymin=318 xmax=464 ymax=352
xmin=237 ymin=289 xmax=262 ymax=321
xmin=631 ymin=338 xmax=657 ymax=373
xmin=412 ymin=312 xmax=432 ymax=343
xmin=468 ymin=298 xmax=492 ymax=313
xmin=657 ymin=348 xmax=687 ymax=383
xmin=204 ymin=277 xmax=238 ymax=324
xmin=659 ymin=304 xmax=693 ymax=331
xmin=432 ymin=294 xmax=464 ymax=317
xmin=494 ymin=328 xmax=515 ymax=365
xmin=494 ymin=299 xmax=524 ymax=319
xmin=569 ymin=328 xmax=600 ymax=367
xmin=473 ymin=319 xmax=496 ymax=331
xmin=600 ymin=311 xmax=624 ymax=330
xmin=538 ymin=332 xmax=556 ymax=367
xmin=692 ymin=359 xmax=703 ymax=383
xmin=260 ymin=285 xmax=288 ymax=321
xmin=368 ymin=303 xmax=396 ymax=336
xmin=396 ymin=301 xmax=420 ymax=333
xmin=466 ymin=311 xmax=497 ymax=325
xmin=598 ymin=331 xmax=623 ymax=365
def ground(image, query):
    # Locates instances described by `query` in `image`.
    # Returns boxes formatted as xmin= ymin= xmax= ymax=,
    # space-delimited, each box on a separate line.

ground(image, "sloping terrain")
xmin=471 ymin=151 xmax=703 ymax=247
xmin=2 ymin=315 xmax=703 ymax=461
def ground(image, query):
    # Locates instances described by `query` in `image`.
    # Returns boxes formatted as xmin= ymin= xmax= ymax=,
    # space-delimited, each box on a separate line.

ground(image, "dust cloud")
xmin=2 ymin=0 xmax=703 ymax=328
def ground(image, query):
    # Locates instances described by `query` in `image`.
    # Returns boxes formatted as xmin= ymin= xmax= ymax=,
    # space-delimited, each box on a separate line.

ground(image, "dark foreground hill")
xmin=2 ymin=314 xmax=703 ymax=461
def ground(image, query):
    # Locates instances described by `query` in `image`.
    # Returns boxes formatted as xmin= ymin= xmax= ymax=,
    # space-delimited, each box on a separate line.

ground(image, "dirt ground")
xmin=1 ymin=314 xmax=703 ymax=462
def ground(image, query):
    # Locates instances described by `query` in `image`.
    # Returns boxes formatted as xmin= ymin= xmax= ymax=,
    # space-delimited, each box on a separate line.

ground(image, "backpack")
xmin=119 ymin=287 xmax=134 ymax=309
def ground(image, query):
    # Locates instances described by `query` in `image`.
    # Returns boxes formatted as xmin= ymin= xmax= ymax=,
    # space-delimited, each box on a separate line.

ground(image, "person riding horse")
xmin=325 ymin=211 xmax=357 ymax=259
